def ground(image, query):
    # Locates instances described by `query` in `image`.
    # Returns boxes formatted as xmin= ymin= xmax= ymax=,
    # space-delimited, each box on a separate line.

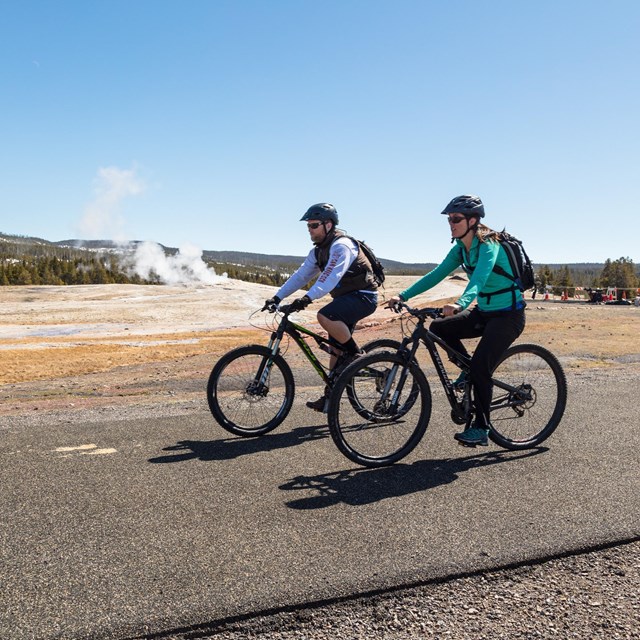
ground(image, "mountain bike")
xmin=327 ymin=303 xmax=568 ymax=467
xmin=207 ymin=304 xmax=403 ymax=436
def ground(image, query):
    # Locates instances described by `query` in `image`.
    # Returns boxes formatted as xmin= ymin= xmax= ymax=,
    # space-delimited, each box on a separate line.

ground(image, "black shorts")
xmin=319 ymin=290 xmax=378 ymax=333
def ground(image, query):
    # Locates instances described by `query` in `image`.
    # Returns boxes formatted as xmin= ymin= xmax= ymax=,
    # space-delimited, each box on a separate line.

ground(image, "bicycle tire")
xmin=488 ymin=343 xmax=567 ymax=450
xmin=346 ymin=339 xmax=419 ymax=421
xmin=207 ymin=345 xmax=295 ymax=436
xmin=327 ymin=352 xmax=432 ymax=467
xmin=361 ymin=338 xmax=403 ymax=353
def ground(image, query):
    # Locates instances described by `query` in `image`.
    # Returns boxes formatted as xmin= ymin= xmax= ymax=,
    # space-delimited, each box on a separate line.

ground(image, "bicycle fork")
xmin=253 ymin=331 xmax=283 ymax=391
xmin=378 ymin=346 xmax=416 ymax=414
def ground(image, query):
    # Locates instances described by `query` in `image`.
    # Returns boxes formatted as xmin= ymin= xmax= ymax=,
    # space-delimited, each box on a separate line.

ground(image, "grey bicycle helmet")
xmin=300 ymin=203 xmax=339 ymax=225
xmin=440 ymin=195 xmax=485 ymax=218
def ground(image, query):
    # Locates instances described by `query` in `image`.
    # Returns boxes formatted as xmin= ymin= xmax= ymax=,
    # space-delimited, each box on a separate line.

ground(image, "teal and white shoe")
xmin=454 ymin=426 xmax=489 ymax=447
xmin=452 ymin=371 xmax=469 ymax=389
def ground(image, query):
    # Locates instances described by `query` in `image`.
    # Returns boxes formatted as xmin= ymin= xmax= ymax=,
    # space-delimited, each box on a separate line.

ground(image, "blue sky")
xmin=1 ymin=0 xmax=638 ymax=264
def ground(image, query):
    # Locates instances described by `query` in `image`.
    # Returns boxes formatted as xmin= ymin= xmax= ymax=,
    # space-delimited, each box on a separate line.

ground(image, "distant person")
xmin=386 ymin=195 xmax=526 ymax=446
xmin=263 ymin=203 xmax=379 ymax=411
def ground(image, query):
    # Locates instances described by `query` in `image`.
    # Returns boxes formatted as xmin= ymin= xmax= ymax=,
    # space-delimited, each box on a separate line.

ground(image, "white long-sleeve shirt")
xmin=276 ymin=237 xmax=359 ymax=301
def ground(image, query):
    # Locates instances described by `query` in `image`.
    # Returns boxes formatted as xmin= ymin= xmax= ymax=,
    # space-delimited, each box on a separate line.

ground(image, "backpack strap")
xmin=462 ymin=247 xmax=519 ymax=308
xmin=478 ymin=284 xmax=518 ymax=307
xmin=492 ymin=264 xmax=516 ymax=282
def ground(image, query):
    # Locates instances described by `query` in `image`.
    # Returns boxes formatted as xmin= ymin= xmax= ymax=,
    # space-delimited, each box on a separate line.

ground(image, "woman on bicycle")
xmin=387 ymin=195 xmax=526 ymax=446
xmin=264 ymin=203 xmax=379 ymax=411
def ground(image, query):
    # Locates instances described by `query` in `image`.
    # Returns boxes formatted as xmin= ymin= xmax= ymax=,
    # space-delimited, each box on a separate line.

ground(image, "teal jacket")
xmin=400 ymin=236 xmax=525 ymax=312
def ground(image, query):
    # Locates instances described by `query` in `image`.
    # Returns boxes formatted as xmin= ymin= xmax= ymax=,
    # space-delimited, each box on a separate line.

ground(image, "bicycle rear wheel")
xmin=489 ymin=343 xmax=567 ymax=450
xmin=207 ymin=345 xmax=295 ymax=436
xmin=328 ymin=352 xmax=432 ymax=467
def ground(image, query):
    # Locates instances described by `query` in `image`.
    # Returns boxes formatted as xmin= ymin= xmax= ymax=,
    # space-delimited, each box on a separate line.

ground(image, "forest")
xmin=1 ymin=233 xmax=638 ymax=295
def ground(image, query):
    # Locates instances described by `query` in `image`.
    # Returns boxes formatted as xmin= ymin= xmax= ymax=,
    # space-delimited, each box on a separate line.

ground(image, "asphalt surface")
xmin=1 ymin=366 xmax=639 ymax=639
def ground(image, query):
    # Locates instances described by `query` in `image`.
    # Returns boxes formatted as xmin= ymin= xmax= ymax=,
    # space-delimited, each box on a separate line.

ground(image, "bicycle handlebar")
xmin=274 ymin=303 xmax=296 ymax=315
xmin=261 ymin=303 xmax=298 ymax=317
xmin=391 ymin=301 xmax=443 ymax=319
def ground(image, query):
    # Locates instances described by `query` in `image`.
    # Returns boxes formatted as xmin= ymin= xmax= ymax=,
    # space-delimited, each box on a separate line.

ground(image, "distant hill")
xmin=537 ymin=263 xmax=606 ymax=272
xmin=51 ymin=240 xmax=616 ymax=275
xmin=50 ymin=238 xmax=438 ymax=275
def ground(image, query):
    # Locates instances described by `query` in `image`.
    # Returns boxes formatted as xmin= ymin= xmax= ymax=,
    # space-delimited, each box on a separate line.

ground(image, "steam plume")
xmin=78 ymin=165 xmax=224 ymax=285
xmin=128 ymin=241 xmax=224 ymax=285
xmin=78 ymin=166 xmax=146 ymax=241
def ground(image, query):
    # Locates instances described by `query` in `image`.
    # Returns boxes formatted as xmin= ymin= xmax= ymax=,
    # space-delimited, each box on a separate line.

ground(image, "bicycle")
xmin=207 ymin=303 xmax=403 ymax=436
xmin=327 ymin=302 xmax=568 ymax=467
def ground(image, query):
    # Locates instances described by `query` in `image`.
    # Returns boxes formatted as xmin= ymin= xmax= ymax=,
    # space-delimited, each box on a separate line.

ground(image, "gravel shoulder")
xmin=176 ymin=540 xmax=640 ymax=640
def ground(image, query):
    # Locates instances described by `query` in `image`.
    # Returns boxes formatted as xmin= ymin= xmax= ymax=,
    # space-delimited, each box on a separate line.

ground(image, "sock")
xmin=338 ymin=337 xmax=360 ymax=355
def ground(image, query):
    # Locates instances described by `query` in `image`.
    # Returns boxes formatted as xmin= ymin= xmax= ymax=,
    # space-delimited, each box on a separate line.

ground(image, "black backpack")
xmin=314 ymin=234 xmax=386 ymax=287
xmin=495 ymin=231 xmax=536 ymax=296
xmin=350 ymin=236 xmax=385 ymax=287
xmin=462 ymin=230 xmax=535 ymax=300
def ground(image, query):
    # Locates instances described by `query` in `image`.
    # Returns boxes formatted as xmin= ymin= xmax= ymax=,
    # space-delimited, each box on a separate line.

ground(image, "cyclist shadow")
xmin=280 ymin=448 xmax=548 ymax=510
xmin=148 ymin=423 xmax=330 ymax=464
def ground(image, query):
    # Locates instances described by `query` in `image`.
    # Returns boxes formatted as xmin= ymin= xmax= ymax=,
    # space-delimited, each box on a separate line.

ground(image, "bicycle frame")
xmin=391 ymin=312 xmax=471 ymax=413
xmin=263 ymin=312 xmax=340 ymax=386
xmin=389 ymin=307 xmax=534 ymax=420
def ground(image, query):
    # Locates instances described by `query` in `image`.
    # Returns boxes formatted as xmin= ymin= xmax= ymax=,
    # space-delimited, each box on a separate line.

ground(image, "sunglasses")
xmin=307 ymin=222 xmax=324 ymax=229
xmin=448 ymin=216 xmax=466 ymax=224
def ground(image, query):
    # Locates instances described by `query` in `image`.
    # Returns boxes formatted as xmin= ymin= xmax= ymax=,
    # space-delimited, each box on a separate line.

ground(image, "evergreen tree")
xmin=556 ymin=265 xmax=574 ymax=296
xmin=536 ymin=265 xmax=554 ymax=292
xmin=598 ymin=257 xmax=639 ymax=296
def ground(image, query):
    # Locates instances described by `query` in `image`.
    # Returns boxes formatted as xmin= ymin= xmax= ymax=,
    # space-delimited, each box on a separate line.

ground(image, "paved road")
xmin=1 ymin=367 xmax=639 ymax=639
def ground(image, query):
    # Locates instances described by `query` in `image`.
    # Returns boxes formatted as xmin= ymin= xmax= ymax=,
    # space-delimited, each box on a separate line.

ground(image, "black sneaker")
xmin=306 ymin=396 xmax=328 ymax=412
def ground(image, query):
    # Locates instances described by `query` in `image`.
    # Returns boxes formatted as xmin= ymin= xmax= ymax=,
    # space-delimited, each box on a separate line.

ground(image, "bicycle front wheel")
xmin=327 ymin=352 xmax=432 ymax=467
xmin=489 ymin=343 xmax=567 ymax=450
xmin=207 ymin=345 xmax=295 ymax=436
xmin=347 ymin=339 xmax=419 ymax=421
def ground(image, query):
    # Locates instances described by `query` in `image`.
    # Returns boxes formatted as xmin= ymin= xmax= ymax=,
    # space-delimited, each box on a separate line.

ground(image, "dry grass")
xmin=2 ymin=303 xmax=638 ymax=386
xmin=520 ymin=304 xmax=639 ymax=362
xmin=0 ymin=328 xmax=265 ymax=385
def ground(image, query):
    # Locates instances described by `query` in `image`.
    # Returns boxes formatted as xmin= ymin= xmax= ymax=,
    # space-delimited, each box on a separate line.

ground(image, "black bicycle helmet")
xmin=300 ymin=203 xmax=339 ymax=225
xmin=440 ymin=194 xmax=485 ymax=218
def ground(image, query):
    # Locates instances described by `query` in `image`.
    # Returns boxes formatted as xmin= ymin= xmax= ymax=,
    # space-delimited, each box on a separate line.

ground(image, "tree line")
xmin=0 ymin=254 xmax=149 ymax=286
xmin=0 ymin=251 xmax=292 ymax=287
xmin=536 ymin=257 xmax=639 ymax=297
xmin=1 ymin=234 xmax=638 ymax=291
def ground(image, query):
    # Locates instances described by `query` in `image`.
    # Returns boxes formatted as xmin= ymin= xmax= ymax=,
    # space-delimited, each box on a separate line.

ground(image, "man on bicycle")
xmin=264 ymin=203 xmax=379 ymax=411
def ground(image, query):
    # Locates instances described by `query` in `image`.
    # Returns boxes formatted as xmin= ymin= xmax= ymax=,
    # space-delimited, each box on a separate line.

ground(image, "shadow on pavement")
xmin=280 ymin=448 xmax=548 ymax=509
xmin=148 ymin=423 xmax=329 ymax=463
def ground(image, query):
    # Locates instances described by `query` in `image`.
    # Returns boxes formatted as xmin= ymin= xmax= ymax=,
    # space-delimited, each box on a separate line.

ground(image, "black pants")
xmin=430 ymin=306 xmax=526 ymax=428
